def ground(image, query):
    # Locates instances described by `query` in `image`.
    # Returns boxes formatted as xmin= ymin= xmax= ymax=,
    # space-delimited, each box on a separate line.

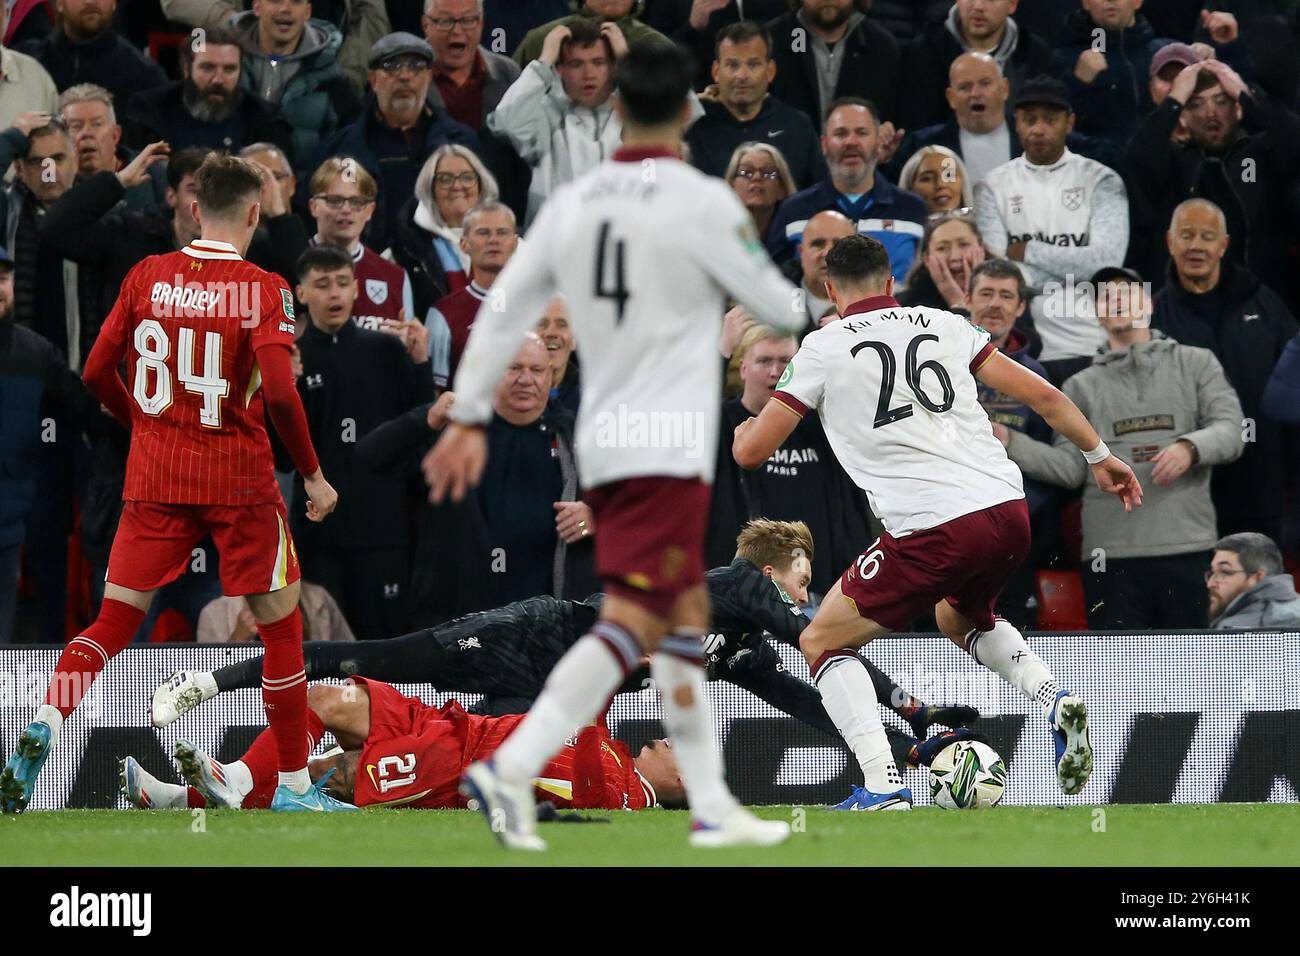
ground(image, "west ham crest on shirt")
xmin=1061 ymin=187 xmax=1085 ymax=211
xmin=365 ymin=278 xmax=389 ymax=304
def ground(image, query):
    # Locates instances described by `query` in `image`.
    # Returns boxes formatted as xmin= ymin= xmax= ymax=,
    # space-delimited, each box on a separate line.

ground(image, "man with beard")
xmin=1205 ymin=533 xmax=1300 ymax=631
xmin=58 ymin=84 xmax=165 ymax=212
xmin=767 ymin=98 xmax=927 ymax=282
xmin=19 ymin=0 xmax=166 ymax=106
xmin=122 ymin=27 xmax=294 ymax=161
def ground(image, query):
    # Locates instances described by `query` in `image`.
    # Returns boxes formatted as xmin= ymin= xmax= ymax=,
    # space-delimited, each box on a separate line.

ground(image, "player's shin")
xmin=812 ymin=650 xmax=903 ymax=792
xmin=491 ymin=623 xmax=639 ymax=785
xmin=258 ymin=607 xmax=311 ymax=793
xmin=651 ymin=631 xmax=739 ymax=824
xmin=964 ymin=618 xmax=1060 ymax=713
xmin=43 ymin=598 xmax=147 ymax=726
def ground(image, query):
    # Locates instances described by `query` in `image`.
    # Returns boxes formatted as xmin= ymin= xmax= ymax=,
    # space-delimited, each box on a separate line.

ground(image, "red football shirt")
xmin=96 ymin=239 xmax=298 ymax=505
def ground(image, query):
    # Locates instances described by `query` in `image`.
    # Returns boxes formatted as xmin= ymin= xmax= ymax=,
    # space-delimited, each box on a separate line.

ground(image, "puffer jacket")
xmin=1005 ymin=333 xmax=1245 ymax=560
xmin=1211 ymin=574 xmax=1300 ymax=631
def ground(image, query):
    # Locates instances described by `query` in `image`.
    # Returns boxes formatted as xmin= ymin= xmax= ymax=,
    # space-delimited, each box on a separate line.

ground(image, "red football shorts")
xmin=839 ymin=498 xmax=1030 ymax=632
xmin=584 ymin=476 xmax=711 ymax=617
xmin=106 ymin=500 xmax=300 ymax=596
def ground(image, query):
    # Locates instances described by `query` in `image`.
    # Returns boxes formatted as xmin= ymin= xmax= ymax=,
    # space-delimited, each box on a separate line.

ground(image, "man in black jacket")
xmin=18 ymin=0 xmax=167 ymax=104
xmin=1152 ymin=198 xmax=1298 ymax=542
xmin=685 ymin=20 xmax=825 ymax=188
xmin=122 ymin=26 xmax=295 ymax=162
xmin=291 ymin=245 xmax=435 ymax=639
xmin=766 ymin=0 xmax=900 ymax=128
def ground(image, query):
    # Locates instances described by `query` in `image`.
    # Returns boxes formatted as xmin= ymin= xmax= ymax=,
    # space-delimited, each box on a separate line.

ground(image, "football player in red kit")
xmin=121 ymin=678 xmax=685 ymax=813
xmin=1 ymin=155 xmax=348 ymax=814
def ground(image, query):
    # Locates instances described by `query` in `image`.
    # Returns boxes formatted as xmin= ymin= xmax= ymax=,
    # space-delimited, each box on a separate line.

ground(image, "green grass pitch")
xmin=3 ymin=803 xmax=1297 ymax=866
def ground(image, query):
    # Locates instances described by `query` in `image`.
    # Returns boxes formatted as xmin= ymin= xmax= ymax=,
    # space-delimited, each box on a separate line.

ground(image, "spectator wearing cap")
xmin=1126 ymin=57 xmax=1300 ymax=302
xmin=59 ymin=84 xmax=165 ymax=213
xmin=1152 ymin=198 xmax=1298 ymax=542
xmin=0 ymin=3 xmax=57 ymax=132
xmin=312 ymin=31 xmax=480 ymax=255
xmin=974 ymin=75 xmax=1129 ymax=384
xmin=683 ymin=21 xmax=824 ymax=188
xmin=996 ymin=267 xmax=1245 ymax=630
xmin=159 ymin=0 xmax=392 ymax=98
xmin=18 ymin=0 xmax=166 ymax=105
xmin=1148 ymin=42 xmax=1204 ymax=112
xmin=899 ymin=0 xmax=1052 ymax=132
xmin=121 ymin=25 xmax=295 ymax=161
xmin=306 ymin=157 xmax=415 ymax=332
xmin=511 ymin=1 xmax=671 ymax=68
xmin=767 ymin=98 xmax=928 ymax=283
xmin=1207 ymin=533 xmax=1300 ymax=630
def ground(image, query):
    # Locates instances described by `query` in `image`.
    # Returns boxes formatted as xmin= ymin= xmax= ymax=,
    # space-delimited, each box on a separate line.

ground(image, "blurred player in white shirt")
xmin=424 ymin=40 xmax=806 ymax=849
xmin=734 ymin=235 xmax=1142 ymax=809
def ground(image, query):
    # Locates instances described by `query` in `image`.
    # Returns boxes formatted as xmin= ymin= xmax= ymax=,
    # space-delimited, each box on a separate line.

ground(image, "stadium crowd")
xmin=3 ymin=0 xmax=1300 ymax=647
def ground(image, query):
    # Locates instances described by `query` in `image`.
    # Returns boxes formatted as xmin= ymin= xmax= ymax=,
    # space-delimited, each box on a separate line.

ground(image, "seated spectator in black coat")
xmin=290 ymin=245 xmax=435 ymax=639
xmin=537 ymin=295 xmax=580 ymax=418
xmin=723 ymin=140 xmax=795 ymax=250
xmin=897 ymin=210 xmax=986 ymax=312
xmin=897 ymin=144 xmax=972 ymax=215
xmin=766 ymin=0 xmax=901 ymax=127
xmin=355 ymin=333 xmax=598 ymax=627
xmin=122 ymin=26 xmax=295 ymax=162
xmin=19 ymin=0 xmax=166 ymax=104
xmin=684 ymin=21 xmax=824 ymax=188
xmin=1152 ymin=198 xmax=1298 ymax=542
xmin=59 ymin=84 xmax=165 ymax=212
xmin=899 ymin=0 xmax=1052 ymax=131
xmin=1126 ymin=59 xmax=1300 ymax=302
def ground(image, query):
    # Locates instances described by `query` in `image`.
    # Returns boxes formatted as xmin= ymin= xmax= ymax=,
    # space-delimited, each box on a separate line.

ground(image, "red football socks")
xmin=43 ymin=599 xmax=145 ymax=718
xmin=258 ymin=607 xmax=310 ymax=773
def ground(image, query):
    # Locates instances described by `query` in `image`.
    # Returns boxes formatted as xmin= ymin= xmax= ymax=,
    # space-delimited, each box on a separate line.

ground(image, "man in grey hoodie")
xmin=994 ymin=266 xmax=1245 ymax=629
xmin=1208 ymin=533 xmax=1300 ymax=631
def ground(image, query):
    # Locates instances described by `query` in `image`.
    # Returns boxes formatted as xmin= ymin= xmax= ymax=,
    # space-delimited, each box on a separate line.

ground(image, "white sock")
xmin=279 ymin=768 xmax=312 ymax=794
xmin=227 ymin=760 xmax=254 ymax=800
xmin=814 ymin=652 xmax=902 ymax=792
xmin=651 ymin=647 xmax=738 ymax=823
xmin=35 ymin=704 xmax=64 ymax=746
xmin=967 ymin=619 xmax=1061 ymax=715
xmin=493 ymin=628 xmax=633 ymax=784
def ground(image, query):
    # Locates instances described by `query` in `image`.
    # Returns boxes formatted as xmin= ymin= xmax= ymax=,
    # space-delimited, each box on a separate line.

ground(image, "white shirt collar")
xmin=182 ymin=239 xmax=244 ymax=260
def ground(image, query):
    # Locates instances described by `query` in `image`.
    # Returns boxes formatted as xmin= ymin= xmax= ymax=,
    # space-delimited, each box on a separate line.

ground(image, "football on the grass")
xmin=928 ymin=740 xmax=1007 ymax=809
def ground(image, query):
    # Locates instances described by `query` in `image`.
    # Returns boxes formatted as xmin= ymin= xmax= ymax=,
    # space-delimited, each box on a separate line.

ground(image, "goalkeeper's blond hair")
xmin=734 ymin=519 xmax=814 ymax=571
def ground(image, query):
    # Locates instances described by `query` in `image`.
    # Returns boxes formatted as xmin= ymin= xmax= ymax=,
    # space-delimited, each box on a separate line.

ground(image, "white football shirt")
xmin=773 ymin=295 xmax=1025 ymax=536
xmin=450 ymin=147 xmax=805 ymax=488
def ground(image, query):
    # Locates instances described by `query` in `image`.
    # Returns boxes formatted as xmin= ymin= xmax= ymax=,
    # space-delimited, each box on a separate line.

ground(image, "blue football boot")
xmin=0 ymin=721 xmax=54 ymax=814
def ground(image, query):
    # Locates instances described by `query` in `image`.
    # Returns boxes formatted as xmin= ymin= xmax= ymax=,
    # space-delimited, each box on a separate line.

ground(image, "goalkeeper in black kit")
xmin=150 ymin=520 xmax=979 ymax=769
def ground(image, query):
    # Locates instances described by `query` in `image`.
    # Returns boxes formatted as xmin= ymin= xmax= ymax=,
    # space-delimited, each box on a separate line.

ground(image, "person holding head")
xmin=901 ymin=0 xmax=1052 ymax=131
xmin=3 ymin=154 xmax=342 ymax=815
xmin=488 ymin=16 xmax=628 ymax=226
xmin=709 ymin=323 xmax=874 ymax=594
xmin=427 ymin=198 xmax=519 ymax=388
xmin=781 ymin=208 xmax=856 ymax=328
xmin=426 ymin=39 xmax=804 ymax=849
xmin=734 ymin=233 xmax=1143 ymax=807
xmin=897 ymin=210 xmax=985 ymax=310
xmin=1127 ymin=57 xmax=1300 ymax=299
xmin=1152 ymin=198 xmax=1298 ymax=541
xmin=0 ymin=2 xmax=57 ymax=132
xmin=767 ymin=97 xmax=928 ymax=281
xmin=898 ymin=145 xmax=972 ymax=215
xmin=307 ymin=157 xmax=414 ymax=332
xmin=292 ymin=244 xmax=434 ymax=641
xmin=685 ymin=21 xmax=824 ymax=187
xmin=315 ymin=31 xmax=479 ymax=253
xmin=724 ymin=141 xmax=795 ymax=244
xmin=996 ymin=266 xmax=1243 ymax=630
xmin=1206 ymin=533 xmax=1300 ymax=631
xmin=388 ymin=143 xmax=499 ymax=319
xmin=511 ymin=0 xmax=670 ymax=68
xmin=975 ymin=75 xmax=1128 ymax=384
xmin=122 ymin=24 xmax=295 ymax=160
xmin=18 ymin=0 xmax=166 ymax=105
xmin=59 ymin=83 xmax=166 ymax=211
xmin=238 ymin=141 xmax=299 ymax=223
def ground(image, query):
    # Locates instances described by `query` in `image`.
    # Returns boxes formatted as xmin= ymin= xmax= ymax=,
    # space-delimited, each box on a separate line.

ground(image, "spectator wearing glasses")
xmin=422 ymin=0 xmax=519 ymax=132
xmin=684 ymin=21 xmax=825 ymax=188
xmin=1206 ymin=533 xmax=1300 ymax=631
xmin=724 ymin=141 xmax=795 ymax=248
xmin=387 ymin=143 xmax=498 ymax=321
xmin=313 ymin=32 xmax=479 ymax=255
xmin=898 ymin=145 xmax=972 ymax=216
xmin=307 ymin=157 xmax=415 ymax=332
xmin=898 ymin=210 xmax=986 ymax=311
xmin=59 ymin=84 xmax=166 ymax=212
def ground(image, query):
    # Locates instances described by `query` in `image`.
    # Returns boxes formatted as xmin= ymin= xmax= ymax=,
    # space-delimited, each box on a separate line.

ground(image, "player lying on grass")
xmin=152 ymin=520 xmax=981 ymax=773
xmin=734 ymin=235 xmax=1143 ymax=810
xmin=123 ymin=678 xmax=685 ymax=811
